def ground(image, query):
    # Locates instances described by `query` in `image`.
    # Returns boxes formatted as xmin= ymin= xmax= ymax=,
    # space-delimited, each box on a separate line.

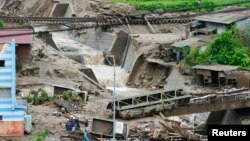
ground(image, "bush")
xmin=0 ymin=20 xmax=4 ymax=28
xmin=63 ymin=90 xmax=84 ymax=102
xmin=16 ymin=62 xmax=23 ymax=73
xmin=26 ymin=96 xmax=33 ymax=103
xmin=32 ymin=129 xmax=49 ymax=141
xmin=63 ymin=90 xmax=73 ymax=100
xmin=183 ymin=27 xmax=250 ymax=68
xmin=30 ymin=90 xmax=54 ymax=105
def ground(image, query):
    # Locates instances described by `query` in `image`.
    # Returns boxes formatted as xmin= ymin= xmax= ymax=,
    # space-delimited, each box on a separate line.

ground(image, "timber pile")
xmin=130 ymin=120 xmax=202 ymax=141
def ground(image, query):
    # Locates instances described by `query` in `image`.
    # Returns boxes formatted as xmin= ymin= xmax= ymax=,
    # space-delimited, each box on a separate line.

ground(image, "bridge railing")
xmin=190 ymin=93 xmax=250 ymax=105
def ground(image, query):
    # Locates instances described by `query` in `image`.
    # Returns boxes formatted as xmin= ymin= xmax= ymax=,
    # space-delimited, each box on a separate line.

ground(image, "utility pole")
xmin=198 ymin=0 xmax=202 ymax=15
xmin=111 ymin=55 xmax=116 ymax=141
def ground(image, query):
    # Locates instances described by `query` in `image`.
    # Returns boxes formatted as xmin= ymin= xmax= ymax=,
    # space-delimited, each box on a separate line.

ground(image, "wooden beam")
xmin=144 ymin=16 xmax=156 ymax=34
xmin=125 ymin=18 xmax=132 ymax=34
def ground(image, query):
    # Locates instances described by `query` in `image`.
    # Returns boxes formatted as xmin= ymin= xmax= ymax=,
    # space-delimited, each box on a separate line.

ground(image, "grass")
xmin=32 ymin=130 xmax=50 ymax=141
xmin=111 ymin=0 xmax=250 ymax=12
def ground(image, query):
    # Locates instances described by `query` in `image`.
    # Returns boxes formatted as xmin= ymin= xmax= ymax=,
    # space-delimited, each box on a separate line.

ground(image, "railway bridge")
xmin=163 ymin=92 xmax=250 ymax=117
xmin=107 ymin=89 xmax=250 ymax=119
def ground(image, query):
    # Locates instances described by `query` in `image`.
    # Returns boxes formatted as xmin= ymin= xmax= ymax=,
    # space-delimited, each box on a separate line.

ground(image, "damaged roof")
xmin=171 ymin=35 xmax=214 ymax=48
xmin=194 ymin=7 xmax=250 ymax=25
xmin=193 ymin=64 xmax=239 ymax=72
xmin=0 ymin=29 xmax=33 ymax=44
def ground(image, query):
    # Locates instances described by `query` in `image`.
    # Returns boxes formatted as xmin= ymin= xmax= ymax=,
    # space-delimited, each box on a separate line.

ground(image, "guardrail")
xmin=190 ymin=93 xmax=250 ymax=105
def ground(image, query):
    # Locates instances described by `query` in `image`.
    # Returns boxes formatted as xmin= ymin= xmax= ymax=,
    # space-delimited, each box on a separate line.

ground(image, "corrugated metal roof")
xmin=193 ymin=64 xmax=239 ymax=72
xmin=194 ymin=7 xmax=250 ymax=25
xmin=0 ymin=29 xmax=33 ymax=44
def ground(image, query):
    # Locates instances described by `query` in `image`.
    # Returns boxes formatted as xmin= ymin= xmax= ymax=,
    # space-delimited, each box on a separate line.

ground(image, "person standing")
xmin=65 ymin=119 xmax=73 ymax=132
xmin=84 ymin=118 xmax=89 ymax=132
xmin=75 ymin=116 xmax=80 ymax=130
xmin=69 ymin=116 xmax=76 ymax=132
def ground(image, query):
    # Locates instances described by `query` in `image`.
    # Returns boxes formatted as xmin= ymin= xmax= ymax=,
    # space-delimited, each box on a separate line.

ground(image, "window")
xmin=0 ymin=60 xmax=4 ymax=67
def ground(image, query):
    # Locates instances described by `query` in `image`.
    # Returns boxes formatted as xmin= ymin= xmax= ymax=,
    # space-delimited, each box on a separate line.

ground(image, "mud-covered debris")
xmin=54 ymin=99 xmax=74 ymax=113
xmin=130 ymin=120 xmax=202 ymax=140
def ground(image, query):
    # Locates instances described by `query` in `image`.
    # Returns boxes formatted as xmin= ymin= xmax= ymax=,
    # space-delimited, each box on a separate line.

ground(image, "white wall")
xmin=236 ymin=18 xmax=250 ymax=29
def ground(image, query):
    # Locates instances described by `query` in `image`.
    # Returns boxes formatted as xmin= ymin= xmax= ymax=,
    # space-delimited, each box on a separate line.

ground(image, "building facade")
xmin=0 ymin=42 xmax=27 ymax=136
xmin=0 ymin=29 xmax=33 ymax=63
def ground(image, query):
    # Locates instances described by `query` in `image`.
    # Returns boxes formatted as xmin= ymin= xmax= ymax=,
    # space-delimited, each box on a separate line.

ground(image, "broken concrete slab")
xmin=122 ymin=33 xmax=181 ymax=73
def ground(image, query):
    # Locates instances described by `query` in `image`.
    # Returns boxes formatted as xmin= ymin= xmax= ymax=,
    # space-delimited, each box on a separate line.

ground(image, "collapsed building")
xmin=193 ymin=65 xmax=250 ymax=89
xmin=171 ymin=35 xmax=215 ymax=62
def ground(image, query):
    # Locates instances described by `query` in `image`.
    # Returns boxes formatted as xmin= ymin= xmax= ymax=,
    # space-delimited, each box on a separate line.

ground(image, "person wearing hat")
xmin=65 ymin=119 xmax=72 ymax=132
xmin=68 ymin=116 xmax=75 ymax=132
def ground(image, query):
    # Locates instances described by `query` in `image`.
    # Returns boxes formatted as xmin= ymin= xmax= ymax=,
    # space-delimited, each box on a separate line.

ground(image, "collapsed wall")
xmin=71 ymin=29 xmax=129 ymax=65
xmin=109 ymin=30 xmax=129 ymax=65
xmin=122 ymin=34 xmax=181 ymax=72
xmin=71 ymin=28 xmax=116 ymax=52
xmin=127 ymin=55 xmax=172 ymax=89
xmin=124 ymin=34 xmax=182 ymax=89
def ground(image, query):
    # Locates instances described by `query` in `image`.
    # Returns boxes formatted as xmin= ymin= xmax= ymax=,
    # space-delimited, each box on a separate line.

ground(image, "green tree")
xmin=183 ymin=27 xmax=250 ymax=68
xmin=0 ymin=20 xmax=5 ymax=28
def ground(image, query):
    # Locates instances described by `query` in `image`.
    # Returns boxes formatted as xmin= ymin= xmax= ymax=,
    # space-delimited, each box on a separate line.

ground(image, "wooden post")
xmin=203 ymin=75 xmax=205 ymax=87
xmin=144 ymin=16 xmax=156 ymax=34
xmin=218 ymin=72 xmax=221 ymax=88
xmin=125 ymin=18 xmax=132 ymax=34
xmin=226 ymin=73 xmax=228 ymax=87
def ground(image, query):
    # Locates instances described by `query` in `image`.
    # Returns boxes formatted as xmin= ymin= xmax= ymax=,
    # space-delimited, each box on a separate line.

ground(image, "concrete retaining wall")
xmin=122 ymin=34 xmax=181 ymax=72
xmin=75 ymin=28 xmax=116 ymax=52
xmin=110 ymin=30 xmax=129 ymax=65
xmin=50 ymin=3 xmax=74 ymax=17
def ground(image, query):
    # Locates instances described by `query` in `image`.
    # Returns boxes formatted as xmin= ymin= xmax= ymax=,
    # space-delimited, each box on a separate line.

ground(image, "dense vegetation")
xmin=26 ymin=90 xmax=84 ymax=105
xmin=0 ymin=20 xmax=5 ymax=28
xmin=112 ymin=0 xmax=250 ymax=12
xmin=183 ymin=27 xmax=250 ymax=68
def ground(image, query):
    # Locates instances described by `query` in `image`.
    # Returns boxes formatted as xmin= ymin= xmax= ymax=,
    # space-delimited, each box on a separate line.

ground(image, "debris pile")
xmin=130 ymin=120 xmax=202 ymax=141
xmin=127 ymin=46 xmax=173 ymax=90
xmin=146 ymin=45 xmax=174 ymax=62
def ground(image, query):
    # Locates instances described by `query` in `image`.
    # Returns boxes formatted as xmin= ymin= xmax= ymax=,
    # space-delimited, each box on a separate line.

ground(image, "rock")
xmin=134 ymin=79 xmax=142 ymax=86
xmin=140 ymin=74 xmax=145 ymax=79
xmin=156 ymin=8 xmax=164 ymax=13
xmin=147 ymin=76 xmax=153 ymax=81
xmin=151 ymin=86 xmax=157 ymax=90
xmin=142 ymin=79 xmax=149 ymax=84
xmin=126 ymin=82 xmax=131 ymax=86
xmin=100 ymin=4 xmax=110 ymax=9
xmin=61 ymin=107 xmax=66 ymax=113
